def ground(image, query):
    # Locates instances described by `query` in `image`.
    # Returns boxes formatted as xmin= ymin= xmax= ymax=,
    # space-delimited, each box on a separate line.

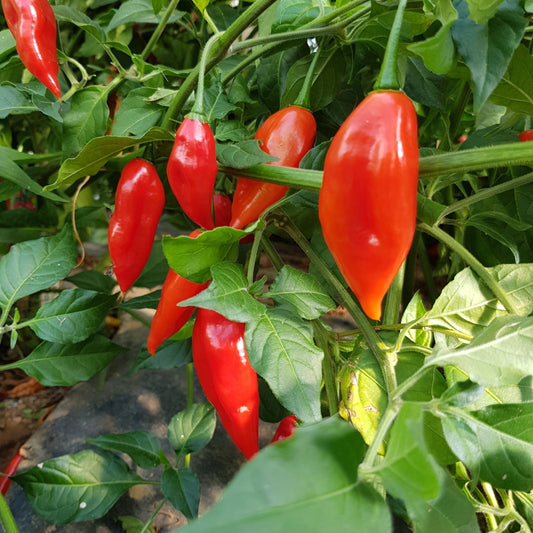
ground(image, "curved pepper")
xmin=230 ymin=106 xmax=316 ymax=230
xmin=147 ymin=230 xmax=208 ymax=356
xmin=108 ymin=158 xmax=165 ymax=293
xmin=1 ymin=0 xmax=61 ymax=99
xmin=167 ymin=117 xmax=217 ymax=230
xmin=192 ymin=308 xmax=259 ymax=459
xmin=319 ymin=91 xmax=419 ymax=320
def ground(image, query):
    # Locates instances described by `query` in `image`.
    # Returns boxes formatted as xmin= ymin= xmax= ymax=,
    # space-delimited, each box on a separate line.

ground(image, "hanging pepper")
xmin=230 ymin=106 xmax=316 ymax=230
xmin=192 ymin=308 xmax=259 ymax=460
xmin=270 ymin=415 xmax=298 ymax=443
xmin=319 ymin=92 xmax=419 ymax=321
xmin=147 ymin=230 xmax=208 ymax=356
xmin=108 ymin=158 xmax=165 ymax=293
xmin=1 ymin=0 xmax=61 ymax=99
xmin=213 ymin=192 xmax=232 ymax=227
xmin=167 ymin=117 xmax=217 ymax=230
xmin=0 ymin=449 xmax=23 ymax=496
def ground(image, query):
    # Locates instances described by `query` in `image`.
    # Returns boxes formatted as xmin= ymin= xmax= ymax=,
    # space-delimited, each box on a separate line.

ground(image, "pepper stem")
xmin=373 ymin=0 xmax=408 ymax=91
xmin=293 ymin=40 xmax=323 ymax=109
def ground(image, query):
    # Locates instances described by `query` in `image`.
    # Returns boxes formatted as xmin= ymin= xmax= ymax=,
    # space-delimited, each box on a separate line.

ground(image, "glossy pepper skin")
xmin=167 ymin=117 xmax=217 ymax=230
xmin=270 ymin=415 xmax=298 ymax=443
xmin=519 ymin=129 xmax=533 ymax=142
xmin=230 ymin=106 xmax=316 ymax=230
xmin=0 ymin=449 xmax=23 ymax=496
xmin=213 ymin=192 xmax=232 ymax=227
xmin=192 ymin=308 xmax=259 ymax=459
xmin=147 ymin=230 xmax=208 ymax=356
xmin=1 ymin=0 xmax=61 ymax=99
xmin=108 ymin=159 xmax=165 ymax=293
xmin=319 ymin=91 xmax=419 ymax=321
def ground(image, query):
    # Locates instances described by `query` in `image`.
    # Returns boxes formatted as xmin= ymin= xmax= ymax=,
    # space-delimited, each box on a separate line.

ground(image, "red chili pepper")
xmin=167 ymin=117 xmax=217 ymax=230
xmin=1 ymin=0 xmax=61 ymax=99
xmin=0 ymin=449 xmax=23 ymax=496
xmin=192 ymin=308 xmax=259 ymax=459
xmin=213 ymin=192 xmax=232 ymax=227
xmin=108 ymin=158 xmax=165 ymax=293
xmin=519 ymin=129 xmax=533 ymax=142
xmin=147 ymin=230 xmax=208 ymax=356
xmin=270 ymin=414 xmax=298 ymax=443
xmin=319 ymin=91 xmax=419 ymax=321
xmin=230 ymin=106 xmax=316 ymax=230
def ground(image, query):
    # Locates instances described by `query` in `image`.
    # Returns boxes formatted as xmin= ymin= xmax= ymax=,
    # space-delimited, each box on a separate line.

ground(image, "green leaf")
xmin=0 ymin=225 xmax=77 ymax=312
xmin=215 ymin=140 xmax=278 ymax=168
xmin=131 ymin=338 xmax=193 ymax=372
xmin=245 ymin=308 xmax=323 ymax=423
xmin=86 ymin=431 xmax=162 ymax=469
xmin=9 ymin=335 xmax=124 ymax=386
xmin=47 ymin=128 xmax=174 ymax=191
xmin=111 ymin=87 xmax=164 ymax=137
xmin=168 ymin=403 xmax=216 ymax=458
xmin=61 ymin=86 xmax=110 ymax=158
xmin=161 ymin=467 xmax=200 ymax=520
xmin=424 ymin=265 xmax=533 ymax=340
xmin=451 ymin=0 xmax=526 ymax=112
xmin=180 ymin=262 xmax=266 ymax=322
xmin=0 ymin=85 xmax=37 ymax=118
xmin=271 ymin=0 xmax=326 ymax=33
xmin=374 ymin=403 xmax=441 ymax=502
xmin=53 ymin=5 xmax=106 ymax=42
xmin=401 ymin=292 xmax=432 ymax=347
xmin=118 ymin=515 xmax=156 ymax=533
xmin=427 ymin=315 xmax=533 ymax=387
xmin=13 ymin=449 xmax=144 ymax=524
xmin=30 ymin=289 xmax=117 ymax=344
xmin=182 ymin=416 xmax=391 ymax=532
xmin=266 ymin=265 xmax=335 ymax=320
xmin=407 ymin=466 xmax=481 ymax=533
xmin=491 ymin=45 xmax=533 ymax=115
xmin=466 ymin=0 xmax=506 ymax=23
xmin=162 ymin=228 xmax=245 ymax=284
xmin=442 ymin=403 xmax=533 ymax=490
xmin=67 ymin=270 xmax=117 ymax=294
xmin=204 ymin=76 xmax=239 ymax=121
xmin=106 ymin=0 xmax=182 ymax=31
xmin=0 ymin=147 xmax=65 ymax=202
xmin=120 ymin=290 xmax=162 ymax=310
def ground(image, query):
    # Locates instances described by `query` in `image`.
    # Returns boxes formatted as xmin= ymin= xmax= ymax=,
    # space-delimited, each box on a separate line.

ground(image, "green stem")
xmin=417 ymin=235 xmax=439 ymax=303
xmin=382 ymin=261 xmax=406 ymax=325
xmin=246 ymin=226 xmax=267 ymax=285
xmin=161 ymin=0 xmax=278 ymax=129
xmin=0 ymin=492 xmax=19 ymax=533
xmin=419 ymin=223 xmax=520 ymax=315
xmin=140 ymin=498 xmax=167 ymax=533
xmin=313 ymin=321 xmax=338 ymax=415
xmin=141 ymin=0 xmax=182 ymax=61
xmin=272 ymin=211 xmax=397 ymax=396
xmin=293 ymin=43 xmax=324 ymax=109
xmin=437 ymin=170 xmax=533 ymax=224
xmin=183 ymin=362 xmax=195 ymax=469
xmin=260 ymin=235 xmax=284 ymax=271
xmin=189 ymin=33 xmax=220 ymax=118
xmin=373 ymin=0 xmax=408 ymax=91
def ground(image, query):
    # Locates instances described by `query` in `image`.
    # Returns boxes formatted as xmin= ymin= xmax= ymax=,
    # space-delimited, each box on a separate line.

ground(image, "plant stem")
xmin=141 ymin=0 xmax=181 ymax=60
xmin=313 ymin=321 xmax=338 ymax=415
xmin=419 ymin=223 xmax=521 ymax=315
xmin=140 ymin=498 xmax=167 ymax=533
xmin=373 ymin=0 xmax=408 ymax=91
xmin=161 ymin=0 xmax=278 ymax=129
xmin=293 ymin=42 xmax=323 ymax=109
xmin=246 ymin=226 xmax=266 ymax=285
xmin=0 ymin=492 xmax=18 ymax=533
xmin=382 ymin=261 xmax=405 ymax=325
xmin=189 ymin=33 xmax=219 ymax=118
xmin=273 ymin=211 xmax=397 ymax=395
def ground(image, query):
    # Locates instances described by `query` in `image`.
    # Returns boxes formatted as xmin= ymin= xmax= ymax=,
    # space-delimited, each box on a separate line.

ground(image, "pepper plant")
xmin=1 ymin=0 xmax=533 ymax=532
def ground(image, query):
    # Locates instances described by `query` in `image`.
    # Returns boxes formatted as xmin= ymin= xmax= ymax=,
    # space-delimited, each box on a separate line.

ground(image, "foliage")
xmin=1 ymin=0 xmax=533 ymax=531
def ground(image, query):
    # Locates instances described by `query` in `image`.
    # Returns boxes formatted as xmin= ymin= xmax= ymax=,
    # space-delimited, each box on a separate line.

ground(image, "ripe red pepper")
xmin=167 ymin=117 xmax=217 ymax=230
xmin=1 ymin=0 xmax=61 ymax=99
xmin=519 ymin=129 xmax=533 ymax=142
xmin=230 ymin=106 xmax=316 ymax=230
xmin=319 ymin=91 xmax=419 ymax=321
xmin=108 ymin=158 xmax=165 ymax=293
xmin=213 ymin=192 xmax=232 ymax=227
xmin=270 ymin=415 xmax=298 ymax=443
xmin=147 ymin=230 xmax=208 ymax=356
xmin=0 ymin=449 xmax=23 ymax=496
xmin=192 ymin=308 xmax=259 ymax=459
